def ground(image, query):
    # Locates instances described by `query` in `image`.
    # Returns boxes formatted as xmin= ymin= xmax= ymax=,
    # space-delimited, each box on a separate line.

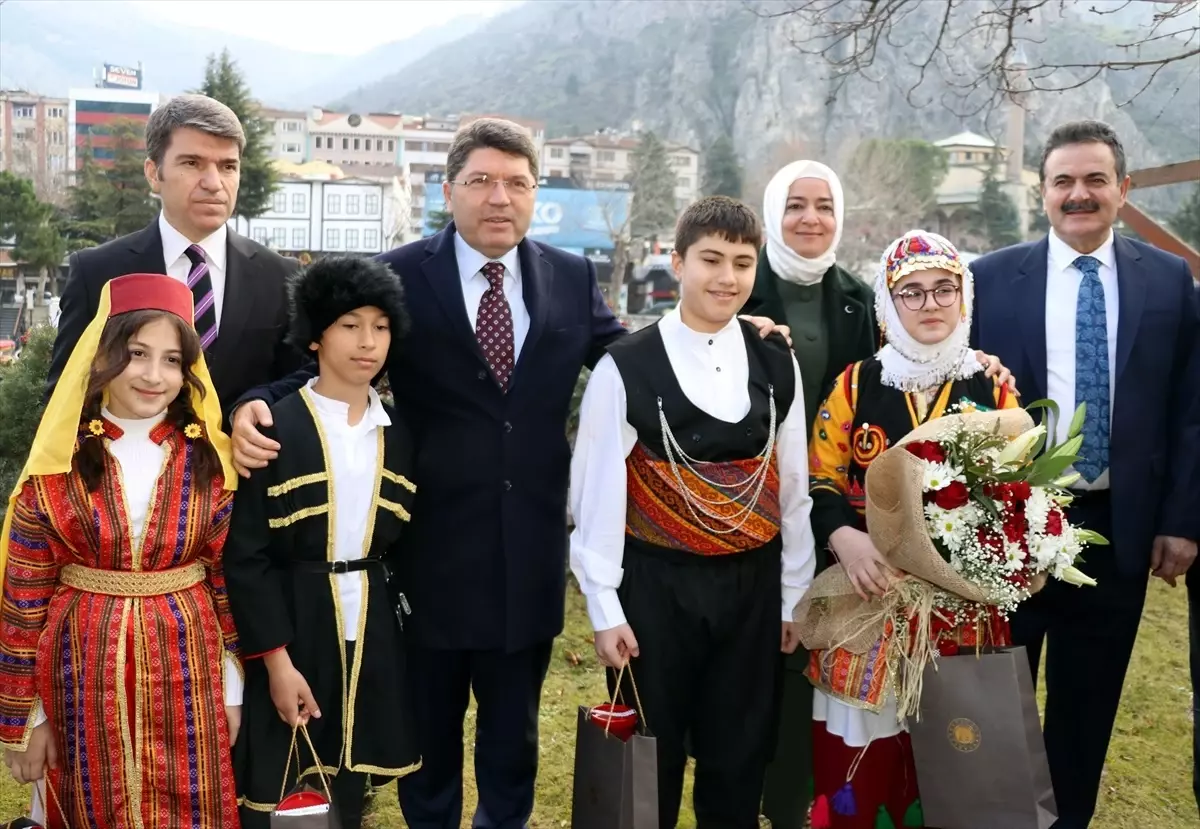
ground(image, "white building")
xmin=542 ymin=132 xmax=700 ymax=211
xmin=258 ymin=106 xmax=308 ymax=164
xmin=230 ymin=162 xmax=409 ymax=256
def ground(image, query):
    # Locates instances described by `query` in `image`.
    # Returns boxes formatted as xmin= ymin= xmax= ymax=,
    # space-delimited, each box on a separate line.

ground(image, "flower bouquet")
xmin=794 ymin=403 xmax=1106 ymax=717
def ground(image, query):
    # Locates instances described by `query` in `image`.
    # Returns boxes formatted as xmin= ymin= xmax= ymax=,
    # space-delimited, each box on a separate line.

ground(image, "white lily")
xmin=996 ymin=424 xmax=1046 ymax=467
xmin=1058 ymin=565 xmax=1097 ymax=587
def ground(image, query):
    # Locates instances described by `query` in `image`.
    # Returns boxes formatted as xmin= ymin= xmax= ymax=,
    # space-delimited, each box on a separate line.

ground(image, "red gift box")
xmin=588 ymin=702 xmax=638 ymax=741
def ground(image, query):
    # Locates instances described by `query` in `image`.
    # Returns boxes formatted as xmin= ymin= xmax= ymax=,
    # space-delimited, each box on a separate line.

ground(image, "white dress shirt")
xmin=568 ymin=308 xmax=817 ymax=631
xmin=304 ymin=380 xmax=391 ymax=642
xmin=159 ymin=212 xmax=227 ymax=324
xmin=1045 ymin=229 xmax=1119 ymax=490
xmin=454 ymin=231 xmax=530 ymax=360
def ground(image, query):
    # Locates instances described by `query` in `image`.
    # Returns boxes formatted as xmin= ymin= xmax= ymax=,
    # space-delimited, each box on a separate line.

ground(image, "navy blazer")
xmin=247 ymin=224 xmax=626 ymax=651
xmin=970 ymin=234 xmax=1200 ymax=573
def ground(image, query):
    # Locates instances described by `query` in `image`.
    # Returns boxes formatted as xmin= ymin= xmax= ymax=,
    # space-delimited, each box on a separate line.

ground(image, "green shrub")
xmin=0 ymin=325 xmax=55 ymax=504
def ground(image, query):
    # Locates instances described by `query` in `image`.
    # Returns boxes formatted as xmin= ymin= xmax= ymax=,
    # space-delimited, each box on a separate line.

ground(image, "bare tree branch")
xmin=745 ymin=0 xmax=1200 ymax=115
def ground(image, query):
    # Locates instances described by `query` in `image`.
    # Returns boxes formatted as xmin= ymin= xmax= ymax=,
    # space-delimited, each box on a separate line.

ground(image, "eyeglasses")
xmin=893 ymin=285 xmax=960 ymax=311
xmin=451 ymin=174 xmax=538 ymax=196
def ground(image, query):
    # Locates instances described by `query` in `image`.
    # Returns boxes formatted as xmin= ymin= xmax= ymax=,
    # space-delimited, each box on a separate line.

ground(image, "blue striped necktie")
xmin=1073 ymin=255 xmax=1109 ymax=483
xmin=184 ymin=245 xmax=218 ymax=351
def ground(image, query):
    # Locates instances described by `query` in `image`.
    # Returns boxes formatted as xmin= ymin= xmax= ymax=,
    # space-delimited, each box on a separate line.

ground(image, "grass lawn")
xmin=0 ymin=578 xmax=1193 ymax=828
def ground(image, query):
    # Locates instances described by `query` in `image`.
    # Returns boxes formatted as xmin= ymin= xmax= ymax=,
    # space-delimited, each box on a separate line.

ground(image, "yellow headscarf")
xmin=0 ymin=273 xmax=237 ymax=578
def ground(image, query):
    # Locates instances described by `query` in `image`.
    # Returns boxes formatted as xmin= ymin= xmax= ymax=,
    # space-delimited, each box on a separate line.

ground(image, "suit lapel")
xmin=126 ymin=221 xmax=167 ymax=273
xmin=511 ymin=238 xmax=551 ymax=390
xmin=1014 ymin=239 xmax=1050 ymax=403
xmin=419 ymin=224 xmax=488 ymax=365
xmin=1112 ymin=233 xmax=1145 ymax=386
xmin=207 ymin=230 xmax=257 ymax=379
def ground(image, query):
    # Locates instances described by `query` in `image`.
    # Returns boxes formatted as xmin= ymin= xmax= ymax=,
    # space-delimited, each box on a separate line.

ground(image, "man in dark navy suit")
xmin=230 ymin=118 xmax=783 ymax=828
xmin=1190 ymin=278 xmax=1200 ymax=819
xmin=972 ymin=120 xmax=1199 ymax=828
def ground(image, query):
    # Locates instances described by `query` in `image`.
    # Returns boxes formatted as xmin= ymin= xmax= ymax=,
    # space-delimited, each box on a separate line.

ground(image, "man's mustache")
xmin=1062 ymin=199 xmax=1100 ymax=214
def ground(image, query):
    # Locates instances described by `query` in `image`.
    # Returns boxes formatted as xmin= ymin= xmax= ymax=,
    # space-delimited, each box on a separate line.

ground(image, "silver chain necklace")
xmin=655 ymin=385 xmax=777 ymax=535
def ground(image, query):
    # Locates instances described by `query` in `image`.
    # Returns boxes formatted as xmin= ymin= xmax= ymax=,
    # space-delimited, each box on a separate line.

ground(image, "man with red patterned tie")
xmin=47 ymin=94 xmax=301 ymax=415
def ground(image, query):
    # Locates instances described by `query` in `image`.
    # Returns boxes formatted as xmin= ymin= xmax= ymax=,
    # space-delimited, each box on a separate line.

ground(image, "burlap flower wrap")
xmin=794 ymin=407 xmax=1036 ymax=716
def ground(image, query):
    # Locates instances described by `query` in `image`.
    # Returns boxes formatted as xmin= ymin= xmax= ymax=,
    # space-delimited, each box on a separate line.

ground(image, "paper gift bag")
xmin=908 ymin=647 xmax=1057 ymax=829
xmin=571 ymin=663 xmax=658 ymax=829
xmin=271 ymin=723 xmax=342 ymax=829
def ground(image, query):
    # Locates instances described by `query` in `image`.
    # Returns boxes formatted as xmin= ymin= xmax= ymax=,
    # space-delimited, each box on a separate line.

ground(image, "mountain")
xmin=0 ymin=0 xmax=487 ymax=108
xmin=334 ymin=0 xmax=1199 ymax=210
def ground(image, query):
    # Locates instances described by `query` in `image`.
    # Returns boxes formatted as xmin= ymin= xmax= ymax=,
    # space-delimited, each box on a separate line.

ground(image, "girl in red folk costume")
xmin=804 ymin=232 xmax=1018 ymax=829
xmin=0 ymin=274 xmax=242 ymax=827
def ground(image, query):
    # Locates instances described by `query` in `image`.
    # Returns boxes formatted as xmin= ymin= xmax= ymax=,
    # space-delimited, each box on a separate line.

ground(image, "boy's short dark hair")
xmin=674 ymin=196 xmax=763 ymax=258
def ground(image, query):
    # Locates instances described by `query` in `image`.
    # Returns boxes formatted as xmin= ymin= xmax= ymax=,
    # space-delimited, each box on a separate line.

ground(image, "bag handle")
xmin=278 ymin=721 xmax=335 ymax=805
xmin=601 ymin=660 xmax=648 ymax=737
xmin=34 ymin=774 xmax=69 ymax=829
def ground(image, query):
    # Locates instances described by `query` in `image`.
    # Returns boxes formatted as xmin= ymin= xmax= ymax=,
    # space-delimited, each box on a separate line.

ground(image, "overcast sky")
xmin=126 ymin=0 xmax=524 ymax=55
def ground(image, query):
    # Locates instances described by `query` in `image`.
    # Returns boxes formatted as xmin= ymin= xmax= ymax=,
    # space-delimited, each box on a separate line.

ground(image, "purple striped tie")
xmin=184 ymin=245 xmax=218 ymax=350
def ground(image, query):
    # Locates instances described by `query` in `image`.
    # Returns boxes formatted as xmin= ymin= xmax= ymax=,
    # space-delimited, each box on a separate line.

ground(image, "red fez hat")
xmin=108 ymin=274 xmax=195 ymax=325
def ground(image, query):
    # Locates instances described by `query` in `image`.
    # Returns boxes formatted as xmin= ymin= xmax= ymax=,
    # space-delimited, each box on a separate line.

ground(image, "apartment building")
xmin=308 ymin=108 xmax=403 ymax=169
xmin=542 ymin=132 xmax=700 ymax=211
xmin=68 ymin=86 xmax=160 ymax=171
xmin=231 ymin=164 xmax=408 ymax=256
xmin=0 ymin=90 xmax=70 ymax=200
xmin=259 ymin=107 xmax=308 ymax=164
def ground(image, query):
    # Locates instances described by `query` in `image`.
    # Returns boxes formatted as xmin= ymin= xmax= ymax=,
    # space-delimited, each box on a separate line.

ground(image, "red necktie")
xmin=475 ymin=261 xmax=514 ymax=391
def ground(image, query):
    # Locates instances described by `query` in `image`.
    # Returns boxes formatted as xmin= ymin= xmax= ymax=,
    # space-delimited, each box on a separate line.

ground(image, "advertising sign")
xmin=424 ymin=182 xmax=631 ymax=251
xmin=102 ymin=64 xmax=142 ymax=90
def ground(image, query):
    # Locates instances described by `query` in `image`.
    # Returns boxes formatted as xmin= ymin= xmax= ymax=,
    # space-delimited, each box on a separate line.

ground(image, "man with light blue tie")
xmin=971 ymin=120 xmax=1200 ymax=828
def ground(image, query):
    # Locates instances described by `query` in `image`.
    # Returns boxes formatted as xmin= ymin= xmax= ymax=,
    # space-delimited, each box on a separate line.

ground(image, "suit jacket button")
xmin=503 ymin=480 xmax=512 ymax=491
xmin=692 ymin=434 xmax=701 ymax=442
xmin=504 ymin=422 xmax=513 ymax=433
xmin=478 ymin=370 xmax=488 ymax=380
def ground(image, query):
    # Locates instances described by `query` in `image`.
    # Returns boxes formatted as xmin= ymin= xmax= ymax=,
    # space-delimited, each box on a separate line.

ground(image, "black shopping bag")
xmin=908 ymin=647 xmax=1057 ymax=829
xmin=271 ymin=723 xmax=343 ymax=829
xmin=571 ymin=664 xmax=658 ymax=829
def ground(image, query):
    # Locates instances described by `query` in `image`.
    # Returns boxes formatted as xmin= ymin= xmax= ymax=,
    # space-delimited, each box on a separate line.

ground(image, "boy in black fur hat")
xmin=225 ymin=256 xmax=420 ymax=828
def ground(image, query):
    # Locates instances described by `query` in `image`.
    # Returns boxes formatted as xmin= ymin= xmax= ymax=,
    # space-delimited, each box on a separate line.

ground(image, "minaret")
xmin=1004 ymin=44 xmax=1029 ymax=185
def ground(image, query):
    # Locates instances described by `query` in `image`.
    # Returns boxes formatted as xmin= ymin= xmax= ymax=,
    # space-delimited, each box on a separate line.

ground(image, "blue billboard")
xmin=423 ymin=176 xmax=632 ymax=251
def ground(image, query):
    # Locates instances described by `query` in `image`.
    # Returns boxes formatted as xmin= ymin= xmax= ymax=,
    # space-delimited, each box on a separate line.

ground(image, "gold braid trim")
xmin=60 ymin=562 xmax=205 ymax=596
xmin=268 ymin=473 xmax=328 ymax=497
xmin=269 ymin=504 xmax=329 ymax=528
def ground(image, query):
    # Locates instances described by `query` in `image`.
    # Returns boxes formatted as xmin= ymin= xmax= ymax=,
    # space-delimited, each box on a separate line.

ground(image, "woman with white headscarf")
xmin=746 ymin=164 xmax=1012 ymax=829
xmin=803 ymin=229 xmax=1020 ymax=829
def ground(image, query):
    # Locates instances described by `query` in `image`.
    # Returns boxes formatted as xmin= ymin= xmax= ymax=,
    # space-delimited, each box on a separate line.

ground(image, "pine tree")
xmin=701 ymin=135 xmax=742 ymax=198
xmin=974 ymin=165 xmax=1023 ymax=250
xmin=628 ymin=131 xmax=678 ymax=240
xmin=64 ymin=143 xmax=114 ymax=248
xmin=197 ymin=49 xmax=277 ymax=220
xmin=0 ymin=172 xmax=67 ymax=302
xmin=108 ymin=118 xmax=159 ymax=238
xmin=1170 ymin=183 xmax=1200 ymax=251
xmin=426 ymin=209 xmax=453 ymax=232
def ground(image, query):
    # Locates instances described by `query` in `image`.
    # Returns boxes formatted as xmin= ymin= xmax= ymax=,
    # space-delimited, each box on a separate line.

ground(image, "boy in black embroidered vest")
xmin=570 ymin=196 xmax=817 ymax=828
xmin=224 ymin=256 xmax=420 ymax=828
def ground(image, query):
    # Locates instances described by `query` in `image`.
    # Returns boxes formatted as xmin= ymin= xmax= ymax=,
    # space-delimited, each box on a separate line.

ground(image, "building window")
xmin=342 ymin=138 xmax=349 ymax=150
xmin=13 ymin=106 xmax=34 ymax=119
xmin=325 ymin=228 xmax=340 ymax=249
xmin=405 ymin=140 xmax=424 ymax=152
xmin=387 ymin=140 xmax=395 ymax=152
xmin=283 ymin=142 xmax=301 ymax=154
xmin=253 ymin=227 xmax=268 ymax=244
xmin=271 ymin=228 xmax=286 ymax=248
xmin=365 ymin=229 xmax=379 ymax=249
xmin=964 ymin=151 xmax=974 ymax=162
xmin=353 ymin=138 xmax=361 ymax=151
xmin=375 ymin=139 xmax=383 ymax=151
xmin=284 ymin=121 xmax=301 ymax=132
xmin=292 ymin=228 xmax=307 ymax=249
xmin=597 ymin=150 xmax=615 ymax=164
xmin=314 ymin=136 xmax=323 ymax=149
xmin=291 ymin=193 xmax=307 ymax=213
xmin=346 ymin=195 xmax=361 ymax=215
xmin=549 ymin=147 xmax=564 ymax=159
xmin=346 ymin=229 xmax=360 ymax=249
xmin=273 ymin=192 xmax=288 ymax=213
xmin=432 ymin=142 xmax=451 ymax=153
xmin=327 ymin=194 xmax=341 ymax=214
xmin=365 ymin=194 xmax=380 ymax=214
xmin=678 ymin=177 xmax=693 ymax=189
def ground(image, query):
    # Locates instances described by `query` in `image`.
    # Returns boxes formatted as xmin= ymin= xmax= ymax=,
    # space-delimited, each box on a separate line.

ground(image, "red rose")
xmin=1045 ymin=509 xmax=1064 ymax=536
xmin=1009 ymin=481 xmax=1032 ymax=502
xmin=906 ymin=440 xmax=947 ymax=464
xmin=1002 ymin=510 xmax=1027 ymax=544
xmin=932 ymin=480 xmax=970 ymax=510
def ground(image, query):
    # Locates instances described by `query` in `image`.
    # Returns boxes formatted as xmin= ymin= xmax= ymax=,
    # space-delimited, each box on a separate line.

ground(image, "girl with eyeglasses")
xmin=803 ymin=230 xmax=1019 ymax=828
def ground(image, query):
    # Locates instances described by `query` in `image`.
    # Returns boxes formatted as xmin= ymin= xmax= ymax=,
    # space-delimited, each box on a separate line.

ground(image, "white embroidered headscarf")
xmin=874 ymin=230 xmax=982 ymax=393
xmin=762 ymin=160 xmax=845 ymax=285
